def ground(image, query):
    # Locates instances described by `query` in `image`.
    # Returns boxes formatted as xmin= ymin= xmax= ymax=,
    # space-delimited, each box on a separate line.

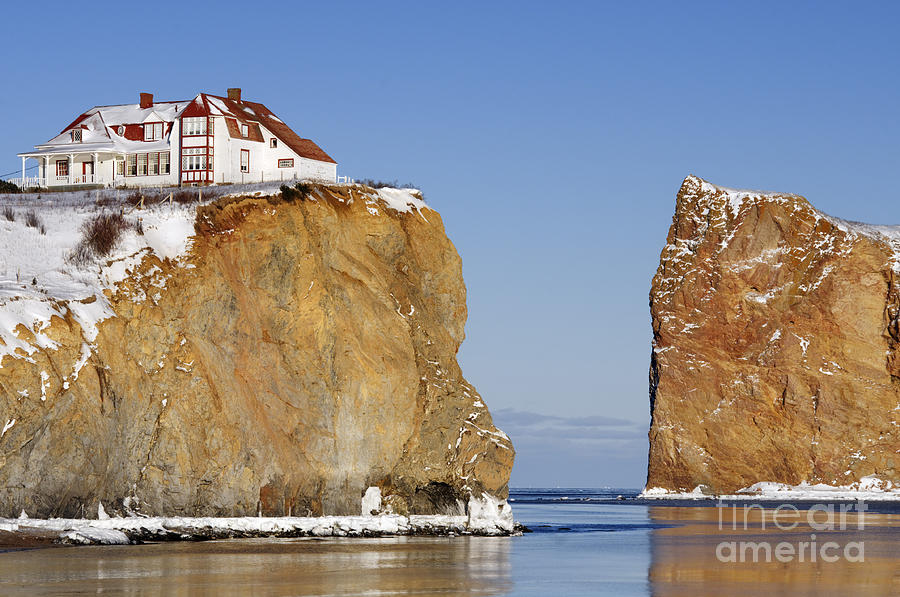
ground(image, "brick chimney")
xmin=227 ymin=88 xmax=242 ymax=102
xmin=139 ymin=92 xmax=153 ymax=109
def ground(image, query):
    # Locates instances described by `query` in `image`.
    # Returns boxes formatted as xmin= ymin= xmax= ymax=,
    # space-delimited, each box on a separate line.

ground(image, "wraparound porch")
xmin=16 ymin=150 xmax=176 ymax=189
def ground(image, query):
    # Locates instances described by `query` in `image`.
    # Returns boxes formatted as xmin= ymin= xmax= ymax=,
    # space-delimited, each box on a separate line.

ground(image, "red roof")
xmin=205 ymin=94 xmax=337 ymax=164
xmin=50 ymin=92 xmax=336 ymax=165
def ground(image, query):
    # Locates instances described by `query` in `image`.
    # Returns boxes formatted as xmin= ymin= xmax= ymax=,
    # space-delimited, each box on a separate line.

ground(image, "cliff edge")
xmin=648 ymin=175 xmax=898 ymax=494
xmin=0 ymin=185 xmax=513 ymax=518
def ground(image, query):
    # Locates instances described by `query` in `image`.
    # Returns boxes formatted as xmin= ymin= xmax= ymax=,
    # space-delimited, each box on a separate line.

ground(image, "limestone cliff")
xmin=0 ymin=185 xmax=513 ymax=517
xmin=648 ymin=175 xmax=899 ymax=494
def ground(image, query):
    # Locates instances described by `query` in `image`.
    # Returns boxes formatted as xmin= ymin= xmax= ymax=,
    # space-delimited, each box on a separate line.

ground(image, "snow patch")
xmin=361 ymin=486 xmax=382 ymax=516
xmin=641 ymin=477 xmax=900 ymax=500
xmin=466 ymin=493 xmax=514 ymax=535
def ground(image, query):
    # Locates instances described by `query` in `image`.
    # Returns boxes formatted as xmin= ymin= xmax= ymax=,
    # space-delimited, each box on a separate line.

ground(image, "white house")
xmin=15 ymin=88 xmax=337 ymax=189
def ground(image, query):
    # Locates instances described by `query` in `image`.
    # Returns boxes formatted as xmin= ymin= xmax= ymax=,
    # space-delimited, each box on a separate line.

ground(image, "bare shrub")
xmin=357 ymin=179 xmax=419 ymax=190
xmin=280 ymin=182 xmax=314 ymax=202
xmin=2 ymin=206 xmax=14 ymax=221
xmin=81 ymin=212 xmax=131 ymax=258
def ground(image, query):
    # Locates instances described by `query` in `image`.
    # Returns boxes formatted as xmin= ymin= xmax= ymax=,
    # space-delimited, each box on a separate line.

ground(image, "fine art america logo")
xmin=715 ymin=500 xmax=867 ymax=563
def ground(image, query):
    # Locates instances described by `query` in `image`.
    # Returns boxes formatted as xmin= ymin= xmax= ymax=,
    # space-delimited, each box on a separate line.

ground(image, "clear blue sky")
xmin=2 ymin=1 xmax=898 ymax=488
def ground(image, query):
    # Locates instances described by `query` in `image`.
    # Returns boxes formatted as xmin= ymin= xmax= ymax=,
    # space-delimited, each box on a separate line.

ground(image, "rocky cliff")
xmin=648 ymin=175 xmax=899 ymax=494
xmin=0 ymin=185 xmax=513 ymax=518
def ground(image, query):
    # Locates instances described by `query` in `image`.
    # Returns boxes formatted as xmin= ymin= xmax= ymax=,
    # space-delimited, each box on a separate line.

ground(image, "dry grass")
xmin=2 ymin=206 xmax=14 ymax=222
xmin=24 ymin=209 xmax=40 ymax=227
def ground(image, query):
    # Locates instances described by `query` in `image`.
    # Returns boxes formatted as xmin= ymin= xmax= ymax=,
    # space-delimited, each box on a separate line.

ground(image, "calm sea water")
xmin=1 ymin=488 xmax=897 ymax=596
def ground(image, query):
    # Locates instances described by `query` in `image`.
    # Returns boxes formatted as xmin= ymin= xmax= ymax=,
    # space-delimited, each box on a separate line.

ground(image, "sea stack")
xmin=647 ymin=175 xmax=899 ymax=494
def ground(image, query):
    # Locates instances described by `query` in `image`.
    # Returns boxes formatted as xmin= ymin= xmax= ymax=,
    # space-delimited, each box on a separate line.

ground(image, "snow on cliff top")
xmin=0 ymin=201 xmax=196 ymax=364
xmin=0 ymin=183 xmax=428 ymax=366
xmin=690 ymin=174 xmax=900 ymax=247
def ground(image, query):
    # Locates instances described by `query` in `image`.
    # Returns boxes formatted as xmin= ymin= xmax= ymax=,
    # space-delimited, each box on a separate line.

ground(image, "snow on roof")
xmin=203 ymin=94 xmax=337 ymax=164
xmin=22 ymin=92 xmax=336 ymax=165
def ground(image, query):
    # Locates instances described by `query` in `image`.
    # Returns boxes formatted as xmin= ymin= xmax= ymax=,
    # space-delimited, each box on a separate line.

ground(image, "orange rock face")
xmin=0 ymin=186 xmax=513 ymax=517
xmin=648 ymin=176 xmax=899 ymax=493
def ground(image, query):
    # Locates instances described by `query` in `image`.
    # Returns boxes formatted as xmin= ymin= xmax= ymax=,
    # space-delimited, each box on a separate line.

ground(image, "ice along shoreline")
xmin=639 ymin=477 xmax=900 ymax=501
xmin=0 ymin=512 xmax=522 ymax=546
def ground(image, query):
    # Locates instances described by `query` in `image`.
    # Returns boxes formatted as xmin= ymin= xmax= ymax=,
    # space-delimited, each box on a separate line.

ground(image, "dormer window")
xmin=270 ymin=138 xmax=277 ymax=148
xmin=117 ymin=125 xmax=125 ymax=136
xmin=71 ymin=129 xmax=82 ymax=143
xmin=241 ymin=123 xmax=249 ymax=137
xmin=144 ymin=122 xmax=163 ymax=141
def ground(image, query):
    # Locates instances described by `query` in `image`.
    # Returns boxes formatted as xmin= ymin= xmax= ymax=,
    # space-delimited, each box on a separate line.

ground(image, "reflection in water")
xmin=0 ymin=536 xmax=512 ymax=596
xmin=648 ymin=505 xmax=900 ymax=597
xmin=1 ymin=503 xmax=898 ymax=596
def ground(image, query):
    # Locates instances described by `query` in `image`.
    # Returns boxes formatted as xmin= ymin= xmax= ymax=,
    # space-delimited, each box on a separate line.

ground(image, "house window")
xmin=137 ymin=154 xmax=148 ymax=176
xmin=56 ymin=160 xmax=69 ymax=177
xmin=116 ymin=158 xmax=124 ymax=176
xmin=240 ymin=149 xmax=250 ymax=172
xmin=161 ymin=152 xmax=170 ymax=174
xmin=127 ymin=154 xmax=137 ymax=176
xmin=117 ymin=126 xmax=125 ymax=136
xmin=183 ymin=117 xmax=207 ymax=136
xmin=182 ymin=154 xmax=207 ymax=171
xmin=270 ymin=138 xmax=277 ymax=148
xmin=144 ymin=122 xmax=163 ymax=141
xmin=149 ymin=153 xmax=159 ymax=175
xmin=240 ymin=123 xmax=249 ymax=137
xmin=278 ymin=159 xmax=293 ymax=168
xmin=71 ymin=129 xmax=82 ymax=143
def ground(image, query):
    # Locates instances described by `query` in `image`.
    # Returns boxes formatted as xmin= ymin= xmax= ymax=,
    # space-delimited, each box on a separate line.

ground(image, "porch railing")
xmin=5 ymin=176 xmax=46 ymax=189
xmin=71 ymin=173 xmax=97 ymax=184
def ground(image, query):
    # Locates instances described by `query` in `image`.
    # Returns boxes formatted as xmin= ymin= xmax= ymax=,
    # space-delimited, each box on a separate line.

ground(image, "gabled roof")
xmin=203 ymin=94 xmax=336 ymax=164
xmin=23 ymin=92 xmax=336 ymax=164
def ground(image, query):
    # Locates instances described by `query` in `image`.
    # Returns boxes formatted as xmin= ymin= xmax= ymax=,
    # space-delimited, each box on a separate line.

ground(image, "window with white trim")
xmin=270 ymin=138 xmax=277 ymax=148
xmin=240 ymin=123 xmax=249 ymax=137
xmin=137 ymin=153 xmax=148 ymax=176
xmin=117 ymin=126 xmax=125 ymax=136
xmin=116 ymin=158 xmax=124 ymax=176
xmin=149 ymin=153 xmax=159 ymax=175
xmin=240 ymin=149 xmax=250 ymax=172
xmin=278 ymin=159 xmax=293 ymax=168
xmin=182 ymin=148 xmax=207 ymax=171
xmin=71 ymin=129 xmax=82 ymax=143
xmin=144 ymin=122 xmax=163 ymax=141
xmin=183 ymin=117 xmax=207 ymax=136
xmin=161 ymin=152 xmax=170 ymax=174
xmin=127 ymin=154 xmax=136 ymax=176
xmin=56 ymin=160 xmax=68 ymax=177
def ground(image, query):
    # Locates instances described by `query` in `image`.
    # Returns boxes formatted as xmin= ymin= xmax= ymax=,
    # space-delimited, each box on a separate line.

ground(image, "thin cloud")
xmin=491 ymin=408 xmax=647 ymax=443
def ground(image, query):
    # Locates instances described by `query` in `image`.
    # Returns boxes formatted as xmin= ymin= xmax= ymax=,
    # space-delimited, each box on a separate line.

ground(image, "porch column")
xmin=21 ymin=156 xmax=25 ymax=186
xmin=93 ymin=152 xmax=99 ymax=184
xmin=68 ymin=154 xmax=74 ymax=185
xmin=43 ymin=157 xmax=49 ymax=186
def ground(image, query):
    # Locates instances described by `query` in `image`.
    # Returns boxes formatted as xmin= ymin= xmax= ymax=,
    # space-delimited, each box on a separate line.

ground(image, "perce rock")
xmin=0 ymin=185 xmax=513 ymax=518
xmin=648 ymin=175 xmax=899 ymax=494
